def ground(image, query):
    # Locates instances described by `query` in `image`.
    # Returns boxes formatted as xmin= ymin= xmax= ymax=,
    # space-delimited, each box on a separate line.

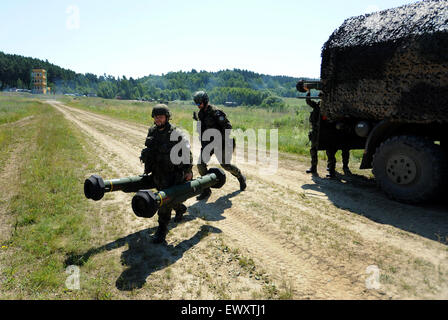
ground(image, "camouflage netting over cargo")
xmin=321 ymin=0 xmax=448 ymax=123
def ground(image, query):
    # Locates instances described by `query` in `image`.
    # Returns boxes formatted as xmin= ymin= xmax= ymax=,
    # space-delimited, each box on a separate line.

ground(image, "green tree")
xmin=17 ymin=78 xmax=24 ymax=88
xmin=261 ymin=96 xmax=287 ymax=112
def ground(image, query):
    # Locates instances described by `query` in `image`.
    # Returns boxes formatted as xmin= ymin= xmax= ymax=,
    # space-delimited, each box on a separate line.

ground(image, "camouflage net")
xmin=320 ymin=0 xmax=448 ymax=123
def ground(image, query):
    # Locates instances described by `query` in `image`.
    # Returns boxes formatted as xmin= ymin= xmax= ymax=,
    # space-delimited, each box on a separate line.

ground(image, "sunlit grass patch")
xmin=1 ymin=104 xmax=97 ymax=298
xmin=0 ymin=95 xmax=43 ymax=125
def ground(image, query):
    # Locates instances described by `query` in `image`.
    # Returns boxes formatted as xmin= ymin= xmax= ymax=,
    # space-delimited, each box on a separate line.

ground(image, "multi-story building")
xmin=31 ymin=69 xmax=47 ymax=94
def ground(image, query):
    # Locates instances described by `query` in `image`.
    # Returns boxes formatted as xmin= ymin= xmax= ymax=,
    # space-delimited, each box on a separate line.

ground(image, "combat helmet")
xmin=193 ymin=91 xmax=209 ymax=106
xmin=151 ymin=104 xmax=171 ymax=120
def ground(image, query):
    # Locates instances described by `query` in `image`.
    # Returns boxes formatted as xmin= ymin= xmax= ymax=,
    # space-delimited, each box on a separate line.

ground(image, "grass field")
xmin=0 ymin=95 xmax=111 ymax=299
xmin=0 ymin=95 xmax=42 ymax=126
xmin=0 ymin=95 xmax=45 ymax=170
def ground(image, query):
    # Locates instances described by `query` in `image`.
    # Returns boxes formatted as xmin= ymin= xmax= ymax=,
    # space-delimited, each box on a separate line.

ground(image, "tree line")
xmin=0 ymin=51 xmax=318 ymax=106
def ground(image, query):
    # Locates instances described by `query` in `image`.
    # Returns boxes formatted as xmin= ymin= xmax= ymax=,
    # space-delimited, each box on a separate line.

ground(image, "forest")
xmin=0 ymin=51 xmax=317 ymax=106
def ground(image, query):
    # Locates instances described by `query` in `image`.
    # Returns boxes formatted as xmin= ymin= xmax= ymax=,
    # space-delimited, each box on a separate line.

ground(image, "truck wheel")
xmin=372 ymin=135 xmax=447 ymax=204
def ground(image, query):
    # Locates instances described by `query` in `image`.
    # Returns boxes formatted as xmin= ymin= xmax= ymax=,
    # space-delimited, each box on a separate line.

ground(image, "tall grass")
xmin=0 ymin=95 xmax=42 ymax=125
xmin=0 ymin=95 xmax=46 ymax=169
xmin=1 ymin=103 xmax=97 ymax=298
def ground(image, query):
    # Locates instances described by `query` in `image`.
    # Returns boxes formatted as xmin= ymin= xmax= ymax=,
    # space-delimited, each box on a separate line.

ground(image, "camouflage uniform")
xmin=306 ymin=95 xmax=351 ymax=176
xmin=142 ymin=122 xmax=193 ymax=240
xmin=197 ymin=104 xmax=245 ymax=179
xmin=306 ymin=95 xmax=320 ymax=173
xmin=326 ymin=148 xmax=350 ymax=177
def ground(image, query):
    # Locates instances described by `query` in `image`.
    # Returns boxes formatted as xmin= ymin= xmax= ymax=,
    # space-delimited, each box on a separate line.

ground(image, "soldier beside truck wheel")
xmin=304 ymin=89 xmax=351 ymax=178
xmin=140 ymin=105 xmax=193 ymax=244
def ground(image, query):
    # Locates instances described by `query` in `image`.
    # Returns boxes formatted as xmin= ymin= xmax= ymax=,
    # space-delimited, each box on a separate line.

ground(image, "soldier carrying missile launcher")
xmin=84 ymin=105 xmax=227 ymax=245
xmin=140 ymin=105 xmax=193 ymax=243
xmin=84 ymin=104 xmax=228 ymax=244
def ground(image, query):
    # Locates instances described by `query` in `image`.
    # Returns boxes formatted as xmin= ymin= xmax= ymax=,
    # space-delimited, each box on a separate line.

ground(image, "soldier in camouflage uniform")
xmin=325 ymin=148 xmax=351 ymax=177
xmin=305 ymin=92 xmax=351 ymax=177
xmin=193 ymin=91 xmax=246 ymax=200
xmin=305 ymin=91 xmax=321 ymax=175
xmin=140 ymin=105 xmax=193 ymax=243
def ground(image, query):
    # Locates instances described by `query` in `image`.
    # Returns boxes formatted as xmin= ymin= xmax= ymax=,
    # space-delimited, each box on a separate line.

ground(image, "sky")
xmin=1 ymin=0 xmax=420 ymax=79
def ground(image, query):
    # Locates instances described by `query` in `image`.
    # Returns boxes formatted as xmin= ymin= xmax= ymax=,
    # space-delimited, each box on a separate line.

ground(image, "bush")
xmin=261 ymin=96 xmax=287 ymax=112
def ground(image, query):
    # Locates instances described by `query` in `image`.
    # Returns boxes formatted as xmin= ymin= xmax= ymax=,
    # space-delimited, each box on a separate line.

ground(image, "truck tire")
xmin=372 ymin=135 xmax=447 ymax=204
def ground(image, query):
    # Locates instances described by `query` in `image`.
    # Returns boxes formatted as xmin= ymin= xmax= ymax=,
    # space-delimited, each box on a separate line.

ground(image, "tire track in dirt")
xmin=201 ymin=202 xmax=377 ymax=299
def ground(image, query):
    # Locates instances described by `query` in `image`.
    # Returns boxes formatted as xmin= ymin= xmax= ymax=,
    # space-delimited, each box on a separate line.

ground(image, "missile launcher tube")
xmin=84 ymin=174 xmax=153 ymax=201
xmin=132 ymin=168 xmax=226 ymax=218
xmin=84 ymin=168 xmax=226 ymax=218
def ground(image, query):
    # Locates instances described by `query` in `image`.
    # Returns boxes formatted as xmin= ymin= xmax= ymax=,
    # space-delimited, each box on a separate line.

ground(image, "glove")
xmin=140 ymin=148 xmax=149 ymax=163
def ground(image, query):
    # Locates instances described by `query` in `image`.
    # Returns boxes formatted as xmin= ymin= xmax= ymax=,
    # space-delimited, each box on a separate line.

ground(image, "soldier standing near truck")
xmin=140 ymin=105 xmax=193 ymax=243
xmin=305 ymin=90 xmax=320 ymax=175
xmin=303 ymin=87 xmax=351 ymax=177
xmin=193 ymin=91 xmax=246 ymax=200
xmin=326 ymin=147 xmax=351 ymax=177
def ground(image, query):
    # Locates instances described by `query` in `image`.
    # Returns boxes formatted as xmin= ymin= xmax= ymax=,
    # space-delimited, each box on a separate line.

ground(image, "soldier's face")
xmin=154 ymin=115 xmax=167 ymax=127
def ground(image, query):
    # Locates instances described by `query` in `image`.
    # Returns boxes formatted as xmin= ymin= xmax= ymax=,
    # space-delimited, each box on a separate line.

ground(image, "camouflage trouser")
xmin=150 ymin=174 xmax=187 ymax=229
xmin=157 ymin=202 xmax=187 ymax=228
xmin=309 ymin=129 xmax=319 ymax=167
xmin=197 ymin=148 xmax=242 ymax=179
xmin=310 ymin=145 xmax=318 ymax=167
xmin=326 ymin=148 xmax=350 ymax=171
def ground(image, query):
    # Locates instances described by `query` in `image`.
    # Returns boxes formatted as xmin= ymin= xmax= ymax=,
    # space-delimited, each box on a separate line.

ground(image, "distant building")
xmin=224 ymin=101 xmax=239 ymax=107
xmin=31 ymin=69 xmax=48 ymax=94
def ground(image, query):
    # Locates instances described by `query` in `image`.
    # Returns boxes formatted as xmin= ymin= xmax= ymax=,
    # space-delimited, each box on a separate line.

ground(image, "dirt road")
xmin=48 ymin=100 xmax=448 ymax=299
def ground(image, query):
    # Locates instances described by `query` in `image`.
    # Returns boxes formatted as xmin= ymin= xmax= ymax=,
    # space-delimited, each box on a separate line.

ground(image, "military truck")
xmin=301 ymin=0 xmax=448 ymax=204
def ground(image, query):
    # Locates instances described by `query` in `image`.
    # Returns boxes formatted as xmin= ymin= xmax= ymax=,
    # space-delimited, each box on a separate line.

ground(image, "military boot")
xmin=326 ymin=169 xmax=336 ymax=178
xmin=237 ymin=174 xmax=247 ymax=191
xmin=306 ymin=165 xmax=317 ymax=174
xmin=152 ymin=225 xmax=168 ymax=244
xmin=343 ymin=165 xmax=352 ymax=175
xmin=196 ymin=188 xmax=211 ymax=201
xmin=174 ymin=204 xmax=187 ymax=222
xmin=342 ymin=150 xmax=351 ymax=175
